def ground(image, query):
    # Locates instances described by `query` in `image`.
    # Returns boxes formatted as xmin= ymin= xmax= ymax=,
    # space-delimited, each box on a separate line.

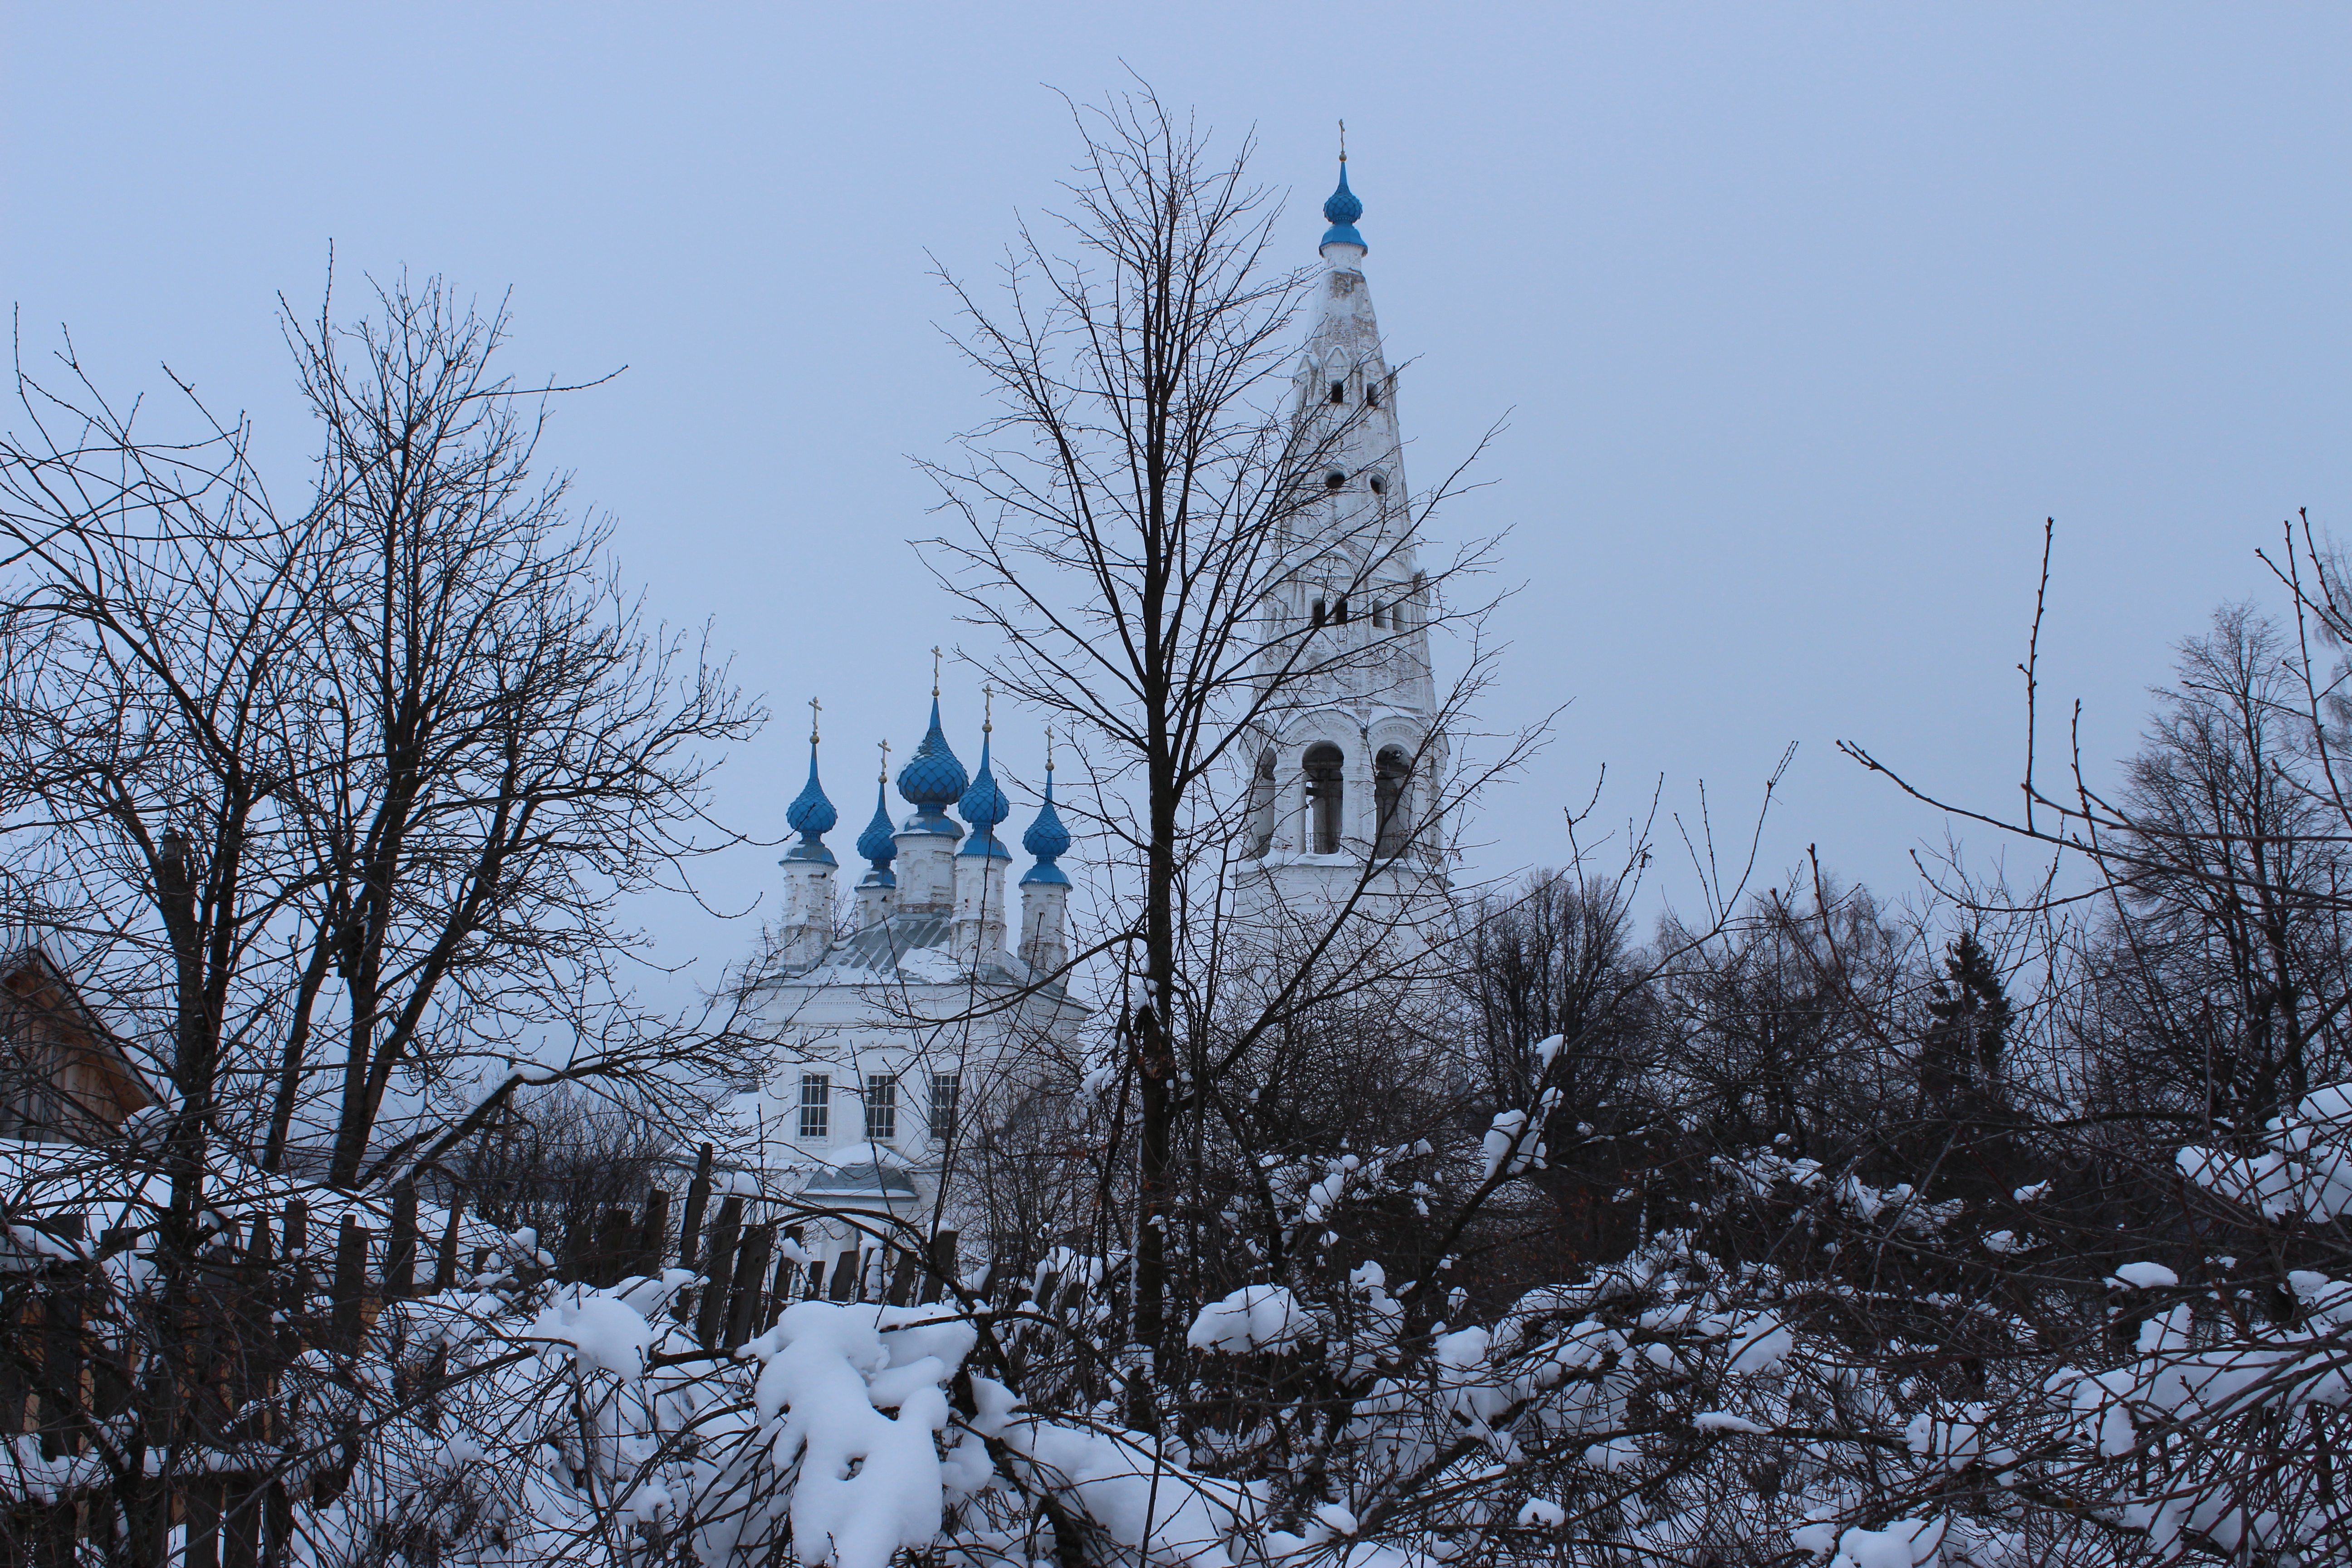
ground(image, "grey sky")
xmin=8 ymin=3 xmax=2348 ymax=997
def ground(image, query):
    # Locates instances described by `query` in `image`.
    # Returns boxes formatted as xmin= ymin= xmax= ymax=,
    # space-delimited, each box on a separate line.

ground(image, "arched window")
xmin=1248 ymin=750 xmax=1277 ymax=858
xmin=1311 ymin=598 xmax=1328 ymax=628
xmin=1375 ymin=746 xmax=1412 ymax=858
xmin=1371 ymin=602 xmax=1389 ymax=629
xmin=1325 ymin=471 xmax=1345 ymax=490
xmin=1366 ymin=381 xmax=1382 ymax=409
xmin=1304 ymin=744 xmax=1344 ymax=854
xmin=1328 ymin=380 xmax=1345 ymax=404
xmin=1333 ymin=597 xmax=1350 ymax=624
xmin=1367 ymin=473 xmax=1385 ymax=495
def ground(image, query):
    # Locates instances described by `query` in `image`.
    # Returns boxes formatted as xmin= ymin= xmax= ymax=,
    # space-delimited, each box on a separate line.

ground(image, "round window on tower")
xmin=1367 ymin=474 xmax=1386 ymax=495
xmin=1325 ymin=471 xmax=1346 ymax=491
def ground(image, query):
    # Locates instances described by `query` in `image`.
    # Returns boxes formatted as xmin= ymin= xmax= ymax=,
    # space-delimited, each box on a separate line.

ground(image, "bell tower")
xmin=1239 ymin=154 xmax=1450 ymax=922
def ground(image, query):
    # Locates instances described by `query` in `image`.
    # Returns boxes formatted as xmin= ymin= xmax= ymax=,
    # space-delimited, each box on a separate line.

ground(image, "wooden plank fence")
xmin=0 ymin=1142 xmax=958 ymax=1565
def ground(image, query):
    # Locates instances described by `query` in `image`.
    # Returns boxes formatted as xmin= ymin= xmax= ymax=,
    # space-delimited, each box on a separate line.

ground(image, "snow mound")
xmin=1188 ymin=1284 xmax=1313 ymax=1353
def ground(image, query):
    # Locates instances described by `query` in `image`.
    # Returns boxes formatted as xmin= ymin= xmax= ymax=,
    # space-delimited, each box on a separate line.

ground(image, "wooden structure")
xmin=1 ymin=1141 xmax=960 ymax=1565
xmin=0 ymin=948 xmax=154 ymax=1144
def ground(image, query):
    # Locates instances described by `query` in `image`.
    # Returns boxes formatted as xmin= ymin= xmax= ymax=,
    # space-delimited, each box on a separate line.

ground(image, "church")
xmin=724 ymin=157 xmax=1452 ymax=1292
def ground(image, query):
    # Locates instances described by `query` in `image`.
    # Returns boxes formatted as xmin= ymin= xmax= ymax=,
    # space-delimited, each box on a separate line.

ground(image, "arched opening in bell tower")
xmin=1374 ymin=746 xmax=1413 ymax=858
xmin=1303 ymin=744 xmax=1345 ymax=854
xmin=1248 ymin=750 xmax=1277 ymax=858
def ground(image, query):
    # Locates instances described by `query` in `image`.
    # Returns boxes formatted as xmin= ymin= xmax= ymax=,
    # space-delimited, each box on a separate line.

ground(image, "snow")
xmin=2110 ymin=1262 xmax=2178 ymax=1289
xmin=1481 ymin=1107 xmax=1533 ymax=1181
xmin=1830 ymin=1516 xmax=1946 ymax=1568
xmin=895 ymin=946 xmax=962 ymax=983
xmin=529 ymin=1288 xmax=656 ymax=1379
xmin=740 ymin=1301 xmax=968 ymax=1568
xmin=992 ymin=1414 xmax=1255 ymax=1566
xmin=1726 ymin=1314 xmax=1793 ymax=1373
xmin=1693 ymin=1411 xmax=1769 ymax=1434
xmin=1187 ymin=1284 xmax=1313 ymax=1353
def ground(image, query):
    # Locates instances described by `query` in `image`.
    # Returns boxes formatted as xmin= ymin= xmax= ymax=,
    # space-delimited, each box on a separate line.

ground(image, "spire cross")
xmin=931 ymin=646 xmax=942 ymax=697
xmin=1338 ymin=118 xmax=1347 ymax=162
xmin=808 ymin=695 xmax=822 ymax=746
xmin=1045 ymin=725 xmax=1054 ymax=772
xmin=983 ymin=683 xmax=995 ymax=733
xmin=878 ymin=737 xmax=891 ymax=783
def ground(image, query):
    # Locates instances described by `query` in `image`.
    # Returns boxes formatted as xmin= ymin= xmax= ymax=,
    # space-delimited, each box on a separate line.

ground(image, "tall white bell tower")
xmin=1237 ymin=156 xmax=1452 ymax=929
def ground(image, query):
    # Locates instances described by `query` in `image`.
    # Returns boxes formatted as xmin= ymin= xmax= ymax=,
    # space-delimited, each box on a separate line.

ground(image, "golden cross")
xmin=808 ymin=695 xmax=821 ymax=745
xmin=878 ymin=736 xmax=891 ymax=783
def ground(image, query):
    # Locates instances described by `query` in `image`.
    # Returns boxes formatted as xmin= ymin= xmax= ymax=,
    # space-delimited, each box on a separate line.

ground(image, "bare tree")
xmin=0 ymin=275 xmax=761 ymax=1563
xmin=921 ymin=90 xmax=1526 ymax=1411
xmin=0 ymin=274 xmax=763 ymax=1194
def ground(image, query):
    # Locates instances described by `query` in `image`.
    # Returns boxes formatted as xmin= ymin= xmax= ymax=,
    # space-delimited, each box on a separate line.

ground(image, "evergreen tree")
xmin=1917 ymin=929 xmax=2016 ymax=1198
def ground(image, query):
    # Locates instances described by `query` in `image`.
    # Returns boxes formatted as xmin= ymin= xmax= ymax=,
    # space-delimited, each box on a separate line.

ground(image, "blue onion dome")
xmin=782 ymin=738 xmax=837 ymax=865
xmin=957 ymin=727 xmax=1012 ymax=858
xmin=1020 ymin=763 xmax=1072 ymax=887
xmin=1320 ymin=161 xmax=1365 ymax=252
xmin=896 ymin=696 xmax=969 ymax=817
xmin=855 ymin=775 xmax=898 ymax=869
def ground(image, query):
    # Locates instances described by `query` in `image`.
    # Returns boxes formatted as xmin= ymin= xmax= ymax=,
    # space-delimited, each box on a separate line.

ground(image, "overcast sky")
xmin=8 ymin=4 xmax=2349 ymax=1000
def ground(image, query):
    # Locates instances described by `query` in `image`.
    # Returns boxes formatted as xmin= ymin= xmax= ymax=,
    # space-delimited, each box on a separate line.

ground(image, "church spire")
xmin=856 ymin=742 xmax=898 ymax=880
xmin=956 ymin=691 xmax=1012 ymax=860
xmin=1320 ymin=156 xmax=1365 ymax=257
xmin=783 ymin=701 xmax=838 ymax=865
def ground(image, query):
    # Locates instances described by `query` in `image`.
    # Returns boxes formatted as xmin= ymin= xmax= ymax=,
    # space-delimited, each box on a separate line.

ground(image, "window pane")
xmin=799 ymin=1073 xmax=829 ymax=1140
xmin=930 ymin=1072 xmax=960 ymax=1142
xmin=866 ymin=1073 xmax=897 ymax=1142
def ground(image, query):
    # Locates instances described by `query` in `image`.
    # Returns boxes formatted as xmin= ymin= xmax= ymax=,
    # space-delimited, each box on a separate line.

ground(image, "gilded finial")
xmin=983 ymin=683 xmax=995 ymax=734
xmin=808 ymin=695 xmax=822 ymax=746
xmin=878 ymin=736 xmax=891 ymax=783
xmin=931 ymin=646 xmax=942 ymax=697
xmin=1339 ymin=118 xmax=1347 ymax=162
xmin=1045 ymin=725 xmax=1055 ymax=773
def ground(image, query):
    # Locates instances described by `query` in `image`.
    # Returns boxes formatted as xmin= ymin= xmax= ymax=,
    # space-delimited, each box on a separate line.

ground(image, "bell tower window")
xmin=1328 ymin=380 xmax=1345 ymax=404
xmin=1248 ymin=750 xmax=1277 ymax=858
xmin=1375 ymin=746 xmax=1412 ymax=858
xmin=1311 ymin=598 xmax=1328 ymax=628
xmin=1304 ymin=744 xmax=1344 ymax=854
xmin=1325 ymin=471 xmax=1345 ymax=490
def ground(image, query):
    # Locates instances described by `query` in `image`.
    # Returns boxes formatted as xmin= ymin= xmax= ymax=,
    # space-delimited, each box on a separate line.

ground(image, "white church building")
xmin=723 ymin=158 xmax=1450 ymax=1291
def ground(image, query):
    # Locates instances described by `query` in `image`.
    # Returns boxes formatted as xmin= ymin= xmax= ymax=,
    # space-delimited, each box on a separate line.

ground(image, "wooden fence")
xmin=0 ymin=1143 xmax=960 ymax=1566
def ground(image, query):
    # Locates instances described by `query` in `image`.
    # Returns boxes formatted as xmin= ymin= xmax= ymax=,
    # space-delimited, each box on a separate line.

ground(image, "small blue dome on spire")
xmin=1020 ymin=761 xmax=1072 ymax=887
xmin=1320 ymin=161 xmax=1365 ymax=253
xmin=783 ymin=736 xmax=837 ymax=865
xmin=957 ymin=726 xmax=1012 ymax=859
xmin=897 ymin=696 xmax=969 ymax=812
xmin=856 ymin=775 xmax=898 ymax=870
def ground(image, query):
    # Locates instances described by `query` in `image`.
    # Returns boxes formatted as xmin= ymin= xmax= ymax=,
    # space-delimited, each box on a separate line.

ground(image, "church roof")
xmin=782 ymin=740 xmax=838 ymax=864
xmin=855 ymin=776 xmax=898 ymax=865
xmin=800 ymin=1161 xmax=918 ymax=1200
xmin=896 ymin=697 xmax=969 ymax=809
xmin=1020 ymin=767 xmax=1071 ymax=886
xmin=1321 ymin=161 xmax=1365 ymax=252
xmin=957 ymin=729 xmax=1012 ymax=858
